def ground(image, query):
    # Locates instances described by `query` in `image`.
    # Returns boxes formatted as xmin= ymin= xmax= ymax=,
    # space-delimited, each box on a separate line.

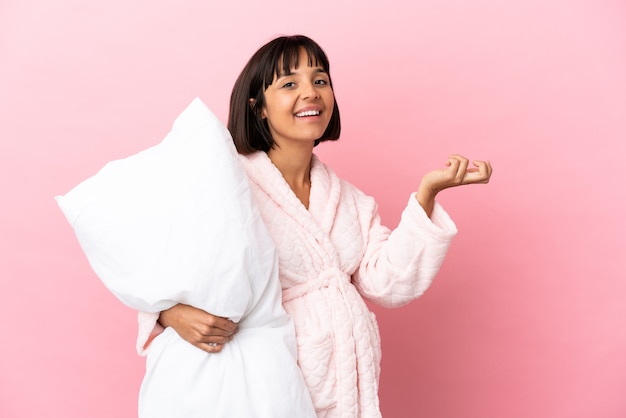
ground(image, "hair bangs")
xmin=262 ymin=36 xmax=330 ymax=88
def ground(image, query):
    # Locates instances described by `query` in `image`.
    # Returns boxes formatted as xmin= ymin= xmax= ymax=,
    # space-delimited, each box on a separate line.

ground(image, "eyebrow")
xmin=277 ymin=67 xmax=327 ymax=78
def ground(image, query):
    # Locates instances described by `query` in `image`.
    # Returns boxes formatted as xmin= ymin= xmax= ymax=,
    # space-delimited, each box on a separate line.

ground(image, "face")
xmin=261 ymin=48 xmax=335 ymax=149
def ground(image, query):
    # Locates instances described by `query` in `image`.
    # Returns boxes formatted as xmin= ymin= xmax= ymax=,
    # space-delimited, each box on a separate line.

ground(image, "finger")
xmin=449 ymin=154 xmax=469 ymax=166
xmin=198 ymin=342 xmax=225 ymax=354
xmin=198 ymin=334 xmax=234 ymax=346
xmin=445 ymin=156 xmax=461 ymax=176
xmin=458 ymin=158 xmax=469 ymax=182
xmin=196 ymin=324 xmax=238 ymax=339
xmin=476 ymin=159 xmax=492 ymax=170
xmin=210 ymin=316 xmax=239 ymax=334
xmin=474 ymin=160 xmax=492 ymax=183
xmin=463 ymin=161 xmax=491 ymax=184
xmin=484 ymin=160 xmax=493 ymax=178
xmin=201 ymin=314 xmax=238 ymax=334
xmin=199 ymin=334 xmax=235 ymax=353
xmin=449 ymin=154 xmax=469 ymax=161
xmin=449 ymin=155 xmax=469 ymax=183
xmin=443 ymin=159 xmax=461 ymax=186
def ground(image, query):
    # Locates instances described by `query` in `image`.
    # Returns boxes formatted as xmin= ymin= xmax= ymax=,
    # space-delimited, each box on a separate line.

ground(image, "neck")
xmin=267 ymin=143 xmax=313 ymax=187
xmin=267 ymin=143 xmax=313 ymax=208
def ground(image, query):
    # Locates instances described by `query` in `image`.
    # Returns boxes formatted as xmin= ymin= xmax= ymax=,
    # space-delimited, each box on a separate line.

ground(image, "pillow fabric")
xmin=56 ymin=98 xmax=315 ymax=418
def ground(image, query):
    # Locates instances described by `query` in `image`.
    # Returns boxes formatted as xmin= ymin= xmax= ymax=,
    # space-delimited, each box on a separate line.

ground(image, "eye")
xmin=314 ymin=79 xmax=328 ymax=85
xmin=281 ymin=81 xmax=295 ymax=88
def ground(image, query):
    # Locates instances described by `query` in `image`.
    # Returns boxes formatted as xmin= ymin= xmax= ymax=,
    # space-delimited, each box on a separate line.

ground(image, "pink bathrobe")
xmin=138 ymin=152 xmax=457 ymax=417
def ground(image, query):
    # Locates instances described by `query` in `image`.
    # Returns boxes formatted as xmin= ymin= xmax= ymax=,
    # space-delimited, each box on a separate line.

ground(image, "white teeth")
xmin=296 ymin=110 xmax=320 ymax=117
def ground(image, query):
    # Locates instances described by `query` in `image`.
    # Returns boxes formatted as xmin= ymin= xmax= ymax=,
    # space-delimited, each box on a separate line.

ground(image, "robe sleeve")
xmin=352 ymin=192 xmax=458 ymax=308
xmin=136 ymin=311 xmax=163 ymax=356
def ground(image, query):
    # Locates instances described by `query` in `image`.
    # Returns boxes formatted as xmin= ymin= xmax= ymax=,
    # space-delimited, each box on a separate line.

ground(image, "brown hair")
xmin=228 ymin=35 xmax=341 ymax=155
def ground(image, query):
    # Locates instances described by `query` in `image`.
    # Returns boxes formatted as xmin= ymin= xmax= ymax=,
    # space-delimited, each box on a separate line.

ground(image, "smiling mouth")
xmin=295 ymin=110 xmax=321 ymax=117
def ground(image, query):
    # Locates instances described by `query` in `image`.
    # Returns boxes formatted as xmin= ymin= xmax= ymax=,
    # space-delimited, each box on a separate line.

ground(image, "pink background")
xmin=2 ymin=0 xmax=625 ymax=417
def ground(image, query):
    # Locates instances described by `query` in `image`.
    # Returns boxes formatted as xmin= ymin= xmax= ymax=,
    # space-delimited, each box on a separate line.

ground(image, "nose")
xmin=301 ymin=80 xmax=320 ymax=100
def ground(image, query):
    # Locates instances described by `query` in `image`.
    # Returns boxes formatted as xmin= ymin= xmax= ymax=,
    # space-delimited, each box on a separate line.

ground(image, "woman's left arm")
xmin=352 ymin=154 xmax=492 ymax=308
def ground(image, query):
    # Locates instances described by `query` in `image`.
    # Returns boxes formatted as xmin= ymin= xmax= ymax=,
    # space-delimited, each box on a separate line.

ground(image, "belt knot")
xmin=282 ymin=267 xmax=349 ymax=302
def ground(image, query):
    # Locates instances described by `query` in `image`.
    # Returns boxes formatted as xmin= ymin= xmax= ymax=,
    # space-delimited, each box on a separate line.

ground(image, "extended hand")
xmin=159 ymin=303 xmax=238 ymax=353
xmin=416 ymin=154 xmax=492 ymax=216
xmin=424 ymin=154 xmax=492 ymax=191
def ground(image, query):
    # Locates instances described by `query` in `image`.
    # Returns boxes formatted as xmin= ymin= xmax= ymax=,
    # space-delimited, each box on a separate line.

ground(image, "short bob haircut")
xmin=228 ymin=35 xmax=341 ymax=155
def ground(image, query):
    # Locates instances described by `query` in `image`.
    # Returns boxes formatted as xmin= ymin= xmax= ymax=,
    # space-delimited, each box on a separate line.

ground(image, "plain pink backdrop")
xmin=2 ymin=0 xmax=625 ymax=417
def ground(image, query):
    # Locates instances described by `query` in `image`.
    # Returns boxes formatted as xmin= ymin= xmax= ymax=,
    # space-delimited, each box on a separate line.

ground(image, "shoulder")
xmin=312 ymin=154 xmax=379 ymax=216
xmin=238 ymin=151 xmax=264 ymax=167
xmin=316 ymin=155 xmax=374 ymax=194
xmin=239 ymin=151 xmax=273 ymax=182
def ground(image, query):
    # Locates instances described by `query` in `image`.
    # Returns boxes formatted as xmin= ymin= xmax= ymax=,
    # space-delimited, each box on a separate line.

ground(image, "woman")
xmin=138 ymin=35 xmax=492 ymax=417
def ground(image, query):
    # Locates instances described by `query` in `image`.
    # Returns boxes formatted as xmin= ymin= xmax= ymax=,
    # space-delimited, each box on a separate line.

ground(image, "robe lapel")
xmin=241 ymin=152 xmax=341 ymax=266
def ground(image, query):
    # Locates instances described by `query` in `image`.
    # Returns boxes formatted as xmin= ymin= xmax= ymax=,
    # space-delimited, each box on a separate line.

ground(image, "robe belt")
xmin=281 ymin=267 xmax=360 ymax=416
xmin=281 ymin=267 xmax=350 ymax=303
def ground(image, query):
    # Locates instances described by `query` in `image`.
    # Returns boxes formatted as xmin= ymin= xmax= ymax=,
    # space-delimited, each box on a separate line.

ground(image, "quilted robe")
xmin=138 ymin=152 xmax=458 ymax=417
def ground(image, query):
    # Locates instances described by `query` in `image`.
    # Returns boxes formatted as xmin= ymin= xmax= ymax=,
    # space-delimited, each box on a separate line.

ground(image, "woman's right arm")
xmin=137 ymin=304 xmax=238 ymax=354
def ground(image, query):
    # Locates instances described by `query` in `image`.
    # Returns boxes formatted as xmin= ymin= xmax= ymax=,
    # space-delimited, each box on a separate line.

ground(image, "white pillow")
xmin=56 ymin=98 xmax=315 ymax=418
xmin=57 ymin=97 xmax=264 ymax=317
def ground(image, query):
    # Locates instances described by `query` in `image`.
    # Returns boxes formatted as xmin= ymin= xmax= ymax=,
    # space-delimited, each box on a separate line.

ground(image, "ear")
xmin=249 ymin=98 xmax=266 ymax=119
